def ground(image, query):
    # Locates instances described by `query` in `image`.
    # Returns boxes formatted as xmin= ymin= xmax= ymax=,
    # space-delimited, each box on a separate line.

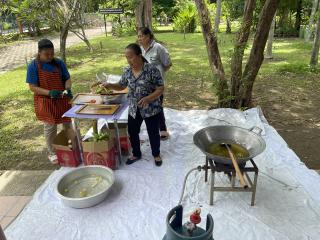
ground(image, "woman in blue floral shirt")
xmin=101 ymin=43 xmax=164 ymax=166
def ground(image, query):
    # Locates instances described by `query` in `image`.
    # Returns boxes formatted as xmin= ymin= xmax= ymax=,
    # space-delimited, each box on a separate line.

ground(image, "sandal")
xmin=48 ymin=155 xmax=58 ymax=165
xmin=154 ymin=156 xmax=162 ymax=167
xmin=126 ymin=156 xmax=141 ymax=165
xmin=160 ymin=131 xmax=170 ymax=141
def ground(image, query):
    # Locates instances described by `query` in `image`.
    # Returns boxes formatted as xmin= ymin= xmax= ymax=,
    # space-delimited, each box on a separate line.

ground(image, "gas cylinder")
xmin=163 ymin=205 xmax=214 ymax=240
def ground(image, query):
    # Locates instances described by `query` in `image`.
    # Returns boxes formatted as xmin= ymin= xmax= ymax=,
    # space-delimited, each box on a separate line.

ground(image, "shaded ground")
xmin=254 ymin=71 xmax=320 ymax=169
xmin=0 ymin=31 xmax=319 ymax=170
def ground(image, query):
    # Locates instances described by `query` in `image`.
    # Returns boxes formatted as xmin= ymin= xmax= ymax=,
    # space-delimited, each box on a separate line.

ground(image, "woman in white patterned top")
xmin=138 ymin=27 xmax=172 ymax=141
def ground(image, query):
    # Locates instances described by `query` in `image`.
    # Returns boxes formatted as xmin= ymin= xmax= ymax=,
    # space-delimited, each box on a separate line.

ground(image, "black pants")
xmin=128 ymin=110 xmax=161 ymax=158
xmin=159 ymin=95 xmax=167 ymax=132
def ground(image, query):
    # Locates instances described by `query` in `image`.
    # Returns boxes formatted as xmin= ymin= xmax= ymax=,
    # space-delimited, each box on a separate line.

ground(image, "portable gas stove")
xmin=193 ymin=125 xmax=266 ymax=206
xmin=203 ymin=157 xmax=259 ymax=206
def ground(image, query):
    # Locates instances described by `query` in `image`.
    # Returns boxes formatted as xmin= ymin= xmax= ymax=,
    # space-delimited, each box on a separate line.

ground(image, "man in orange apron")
xmin=26 ymin=39 xmax=73 ymax=164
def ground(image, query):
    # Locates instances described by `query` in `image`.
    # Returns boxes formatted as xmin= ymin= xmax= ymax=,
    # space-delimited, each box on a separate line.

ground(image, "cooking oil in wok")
xmin=206 ymin=143 xmax=249 ymax=158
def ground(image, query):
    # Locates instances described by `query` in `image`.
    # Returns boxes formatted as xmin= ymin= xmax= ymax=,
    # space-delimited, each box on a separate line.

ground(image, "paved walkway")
xmin=0 ymin=27 xmax=109 ymax=73
xmin=0 ymin=170 xmax=53 ymax=230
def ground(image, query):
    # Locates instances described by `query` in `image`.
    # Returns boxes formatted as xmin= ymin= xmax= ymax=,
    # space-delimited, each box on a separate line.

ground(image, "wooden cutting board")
xmin=71 ymin=94 xmax=103 ymax=105
xmin=76 ymin=104 xmax=120 ymax=115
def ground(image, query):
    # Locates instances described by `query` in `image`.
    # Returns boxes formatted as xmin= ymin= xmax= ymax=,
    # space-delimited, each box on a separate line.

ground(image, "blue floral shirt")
xmin=119 ymin=63 xmax=164 ymax=119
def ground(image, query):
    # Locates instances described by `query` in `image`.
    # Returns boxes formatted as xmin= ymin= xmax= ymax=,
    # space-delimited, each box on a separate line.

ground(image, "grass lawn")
xmin=0 ymin=30 xmax=319 ymax=170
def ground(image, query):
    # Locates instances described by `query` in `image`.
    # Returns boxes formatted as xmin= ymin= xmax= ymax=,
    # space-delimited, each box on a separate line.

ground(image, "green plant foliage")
xmin=88 ymin=132 xmax=110 ymax=142
xmin=153 ymin=0 xmax=175 ymax=18
xmin=99 ymin=0 xmax=136 ymax=37
xmin=173 ymin=2 xmax=198 ymax=33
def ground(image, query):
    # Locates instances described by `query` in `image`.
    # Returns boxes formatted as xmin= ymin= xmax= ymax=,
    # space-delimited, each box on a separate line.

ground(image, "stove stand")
xmin=204 ymin=157 xmax=259 ymax=206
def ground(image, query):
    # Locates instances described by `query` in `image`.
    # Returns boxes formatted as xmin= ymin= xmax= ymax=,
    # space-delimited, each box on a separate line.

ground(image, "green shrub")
xmin=3 ymin=22 xmax=12 ymax=31
xmin=275 ymin=25 xmax=298 ymax=37
xmin=0 ymin=32 xmax=21 ymax=43
xmin=112 ymin=17 xmax=136 ymax=37
xmin=173 ymin=3 xmax=198 ymax=33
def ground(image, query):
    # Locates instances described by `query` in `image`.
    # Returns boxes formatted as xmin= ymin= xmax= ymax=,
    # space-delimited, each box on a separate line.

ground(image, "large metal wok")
xmin=193 ymin=125 xmax=266 ymax=165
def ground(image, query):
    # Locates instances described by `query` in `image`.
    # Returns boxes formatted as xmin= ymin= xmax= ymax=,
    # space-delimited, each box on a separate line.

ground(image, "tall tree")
xmin=135 ymin=0 xmax=152 ymax=30
xmin=40 ymin=0 xmax=93 ymax=63
xmin=214 ymin=0 xmax=222 ymax=33
xmin=305 ymin=0 xmax=319 ymax=41
xmin=294 ymin=0 xmax=302 ymax=36
xmin=194 ymin=0 xmax=280 ymax=108
xmin=265 ymin=15 xmax=276 ymax=59
xmin=310 ymin=13 xmax=320 ymax=66
xmin=69 ymin=0 xmax=93 ymax=53
xmin=47 ymin=0 xmax=80 ymax=63
xmin=4 ymin=0 xmax=44 ymax=36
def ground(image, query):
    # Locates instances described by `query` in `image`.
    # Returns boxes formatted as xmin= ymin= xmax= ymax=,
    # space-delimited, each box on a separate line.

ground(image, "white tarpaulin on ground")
xmin=5 ymin=108 xmax=320 ymax=240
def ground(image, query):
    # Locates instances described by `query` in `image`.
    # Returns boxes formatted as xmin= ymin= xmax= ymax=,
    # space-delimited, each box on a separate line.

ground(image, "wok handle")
xmin=225 ymin=145 xmax=248 ymax=189
xmin=249 ymin=126 xmax=263 ymax=135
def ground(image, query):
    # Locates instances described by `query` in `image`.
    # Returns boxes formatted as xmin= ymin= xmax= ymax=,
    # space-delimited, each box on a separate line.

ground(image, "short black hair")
xmin=38 ymin=39 xmax=54 ymax=51
xmin=125 ymin=43 xmax=148 ymax=62
xmin=125 ymin=43 xmax=142 ymax=55
xmin=138 ymin=27 xmax=154 ymax=40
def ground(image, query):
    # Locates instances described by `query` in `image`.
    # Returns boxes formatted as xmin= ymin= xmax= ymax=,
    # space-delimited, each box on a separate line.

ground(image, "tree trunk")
xmin=135 ymin=0 xmax=152 ymax=31
xmin=310 ymin=16 xmax=320 ymax=66
xmin=16 ymin=16 xmax=23 ymax=34
xmin=35 ymin=23 xmax=41 ymax=36
xmin=60 ymin=26 xmax=69 ymax=64
xmin=81 ymin=26 xmax=93 ymax=52
xmin=194 ymin=0 xmax=229 ymax=107
xmin=239 ymin=0 xmax=280 ymax=107
xmin=265 ymin=16 xmax=276 ymax=59
xmin=135 ymin=0 xmax=145 ymax=30
xmin=214 ymin=0 xmax=222 ymax=33
xmin=27 ymin=23 xmax=34 ymax=37
xmin=226 ymin=17 xmax=232 ymax=34
xmin=305 ymin=0 xmax=319 ymax=41
xmin=230 ymin=0 xmax=256 ymax=107
xmin=72 ymin=26 xmax=93 ymax=52
xmin=295 ymin=0 xmax=302 ymax=37
xmin=144 ymin=0 xmax=152 ymax=29
xmin=278 ymin=9 xmax=289 ymax=37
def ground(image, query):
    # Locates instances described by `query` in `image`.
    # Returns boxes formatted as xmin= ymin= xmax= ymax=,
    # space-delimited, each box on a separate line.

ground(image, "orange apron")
xmin=34 ymin=62 xmax=71 ymax=124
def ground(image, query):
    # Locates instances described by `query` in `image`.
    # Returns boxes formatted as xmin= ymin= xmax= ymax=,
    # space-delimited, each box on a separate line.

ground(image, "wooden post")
xmin=104 ymin=14 xmax=107 ymax=37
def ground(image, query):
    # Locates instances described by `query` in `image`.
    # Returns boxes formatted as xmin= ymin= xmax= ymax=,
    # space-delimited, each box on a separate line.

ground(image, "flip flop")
xmin=126 ymin=156 xmax=141 ymax=165
xmin=160 ymin=131 xmax=170 ymax=141
xmin=154 ymin=156 xmax=162 ymax=167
